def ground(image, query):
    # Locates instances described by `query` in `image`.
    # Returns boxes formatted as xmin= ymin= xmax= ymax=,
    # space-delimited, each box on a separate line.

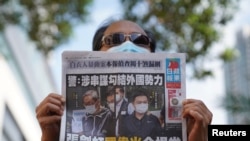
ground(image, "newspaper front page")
xmin=60 ymin=51 xmax=187 ymax=141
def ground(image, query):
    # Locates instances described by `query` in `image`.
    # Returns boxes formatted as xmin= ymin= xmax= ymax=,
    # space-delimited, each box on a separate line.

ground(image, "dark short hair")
xmin=114 ymin=86 xmax=124 ymax=93
xmin=92 ymin=24 xmax=110 ymax=51
xmin=106 ymin=86 xmax=116 ymax=97
xmin=144 ymin=30 xmax=156 ymax=52
xmin=131 ymin=89 xmax=149 ymax=102
xmin=92 ymin=19 xmax=156 ymax=52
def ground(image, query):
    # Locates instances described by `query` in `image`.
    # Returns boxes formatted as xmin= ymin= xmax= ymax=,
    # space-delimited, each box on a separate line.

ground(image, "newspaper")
xmin=60 ymin=51 xmax=187 ymax=141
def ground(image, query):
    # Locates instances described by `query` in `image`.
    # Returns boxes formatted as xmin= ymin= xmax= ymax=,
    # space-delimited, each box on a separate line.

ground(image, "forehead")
xmin=83 ymin=95 xmax=93 ymax=102
xmin=115 ymin=88 xmax=121 ymax=92
xmin=134 ymin=95 xmax=148 ymax=101
xmin=104 ymin=20 xmax=146 ymax=35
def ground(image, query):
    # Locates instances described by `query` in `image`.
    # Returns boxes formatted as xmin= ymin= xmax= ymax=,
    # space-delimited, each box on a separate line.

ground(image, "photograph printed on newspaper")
xmin=60 ymin=51 xmax=187 ymax=141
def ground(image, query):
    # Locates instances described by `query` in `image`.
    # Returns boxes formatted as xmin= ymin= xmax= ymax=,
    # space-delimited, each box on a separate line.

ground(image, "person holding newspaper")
xmin=36 ymin=19 xmax=212 ymax=141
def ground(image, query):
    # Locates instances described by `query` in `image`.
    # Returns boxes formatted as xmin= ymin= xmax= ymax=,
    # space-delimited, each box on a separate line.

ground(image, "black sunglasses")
xmin=102 ymin=32 xmax=150 ymax=47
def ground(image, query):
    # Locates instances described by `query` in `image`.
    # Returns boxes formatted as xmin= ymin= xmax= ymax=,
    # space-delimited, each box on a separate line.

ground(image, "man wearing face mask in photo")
xmin=36 ymin=19 xmax=212 ymax=141
xmin=106 ymin=88 xmax=115 ymax=113
xmin=114 ymin=86 xmax=129 ymax=115
xmin=81 ymin=89 xmax=113 ymax=137
xmin=119 ymin=89 xmax=163 ymax=140
xmin=108 ymin=86 xmax=130 ymax=136
xmin=105 ymin=87 xmax=116 ymax=136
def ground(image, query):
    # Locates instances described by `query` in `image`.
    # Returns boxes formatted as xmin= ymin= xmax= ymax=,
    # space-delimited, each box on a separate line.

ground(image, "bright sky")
xmin=49 ymin=0 xmax=250 ymax=125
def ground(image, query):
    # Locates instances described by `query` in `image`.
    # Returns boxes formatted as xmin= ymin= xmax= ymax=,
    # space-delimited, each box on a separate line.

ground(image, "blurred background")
xmin=0 ymin=0 xmax=250 ymax=140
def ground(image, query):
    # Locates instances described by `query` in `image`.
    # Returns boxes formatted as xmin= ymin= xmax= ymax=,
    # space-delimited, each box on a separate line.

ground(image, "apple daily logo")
xmin=165 ymin=58 xmax=181 ymax=88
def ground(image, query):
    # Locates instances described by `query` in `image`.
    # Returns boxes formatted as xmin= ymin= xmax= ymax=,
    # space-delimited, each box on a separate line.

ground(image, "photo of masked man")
xmin=119 ymin=89 xmax=163 ymax=140
xmin=81 ymin=89 xmax=113 ymax=137
xmin=105 ymin=86 xmax=131 ymax=136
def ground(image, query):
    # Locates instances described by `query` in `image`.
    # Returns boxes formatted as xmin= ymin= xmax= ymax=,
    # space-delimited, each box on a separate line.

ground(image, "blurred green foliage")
xmin=0 ymin=0 xmax=93 ymax=56
xmin=219 ymin=47 xmax=239 ymax=62
xmin=120 ymin=0 xmax=240 ymax=79
xmin=0 ymin=0 xmax=241 ymax=79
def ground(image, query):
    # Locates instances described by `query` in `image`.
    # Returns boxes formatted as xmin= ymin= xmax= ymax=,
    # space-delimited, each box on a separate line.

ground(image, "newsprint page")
xmin=60 ymin=51 xmax=187 ymax=141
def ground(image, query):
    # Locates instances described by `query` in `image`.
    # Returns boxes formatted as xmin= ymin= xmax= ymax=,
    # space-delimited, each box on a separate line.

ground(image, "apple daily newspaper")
xmin=60 ymin=51 xmax=187 ymax=141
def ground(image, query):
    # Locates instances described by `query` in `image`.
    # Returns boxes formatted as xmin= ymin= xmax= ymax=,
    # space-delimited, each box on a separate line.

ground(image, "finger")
xmin=37 ymin=93 xmax=65 ymax=107
xmin=182 ymin=99 xmax=212 ymax=124
xmin=38 ymin=115 xmax=62 ymax=130
xmin=36 ymin=94 xmax=64 ymax=111
xmin=184 ymin=105 xmax=212 ymax=125
xmin=183 ymin=102 xmax=212 ymax=125
xmin=183 ymin=99 xmax=212 ymax=120
xmin=36 ymin=94 xmax=65 ymax=117
xmin=186 ymin=110 xmax=206 ymax=137
xmin=182 ymin=102 xmax=207 ymax=121
xmin=36 ymin=102 xmax=64 ymax=118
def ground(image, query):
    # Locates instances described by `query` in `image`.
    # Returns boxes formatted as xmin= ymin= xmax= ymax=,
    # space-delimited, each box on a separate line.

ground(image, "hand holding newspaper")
xmin=60 ymin=51 xmax=187 ymax=141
